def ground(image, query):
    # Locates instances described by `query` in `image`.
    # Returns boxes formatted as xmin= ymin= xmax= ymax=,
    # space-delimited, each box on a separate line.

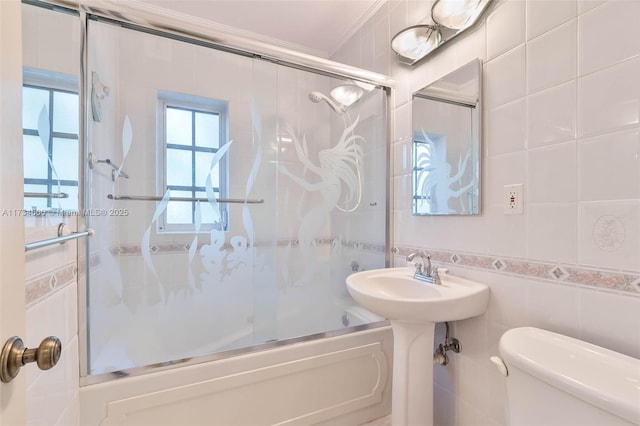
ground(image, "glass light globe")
xmin=391 ymin=25 xmax=442 ymax=62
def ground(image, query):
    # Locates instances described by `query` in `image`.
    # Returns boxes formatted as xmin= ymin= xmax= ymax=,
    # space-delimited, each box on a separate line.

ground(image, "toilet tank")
xmin=498 ymin=327 xmax=640 ymax=426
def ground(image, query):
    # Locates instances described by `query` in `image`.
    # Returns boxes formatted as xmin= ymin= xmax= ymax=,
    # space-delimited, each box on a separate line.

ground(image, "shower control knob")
xmin=0 ymin=336 xmax=62 ymax=383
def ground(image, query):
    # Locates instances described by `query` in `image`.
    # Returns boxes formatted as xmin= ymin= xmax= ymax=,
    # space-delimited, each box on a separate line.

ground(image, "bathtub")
xmin=79 ymin=324 xmax=393 ymax=425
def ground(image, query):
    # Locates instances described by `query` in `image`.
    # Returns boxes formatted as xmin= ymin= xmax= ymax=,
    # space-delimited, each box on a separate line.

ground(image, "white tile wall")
xmin=577 ymin=0 xmax=606 ymax=15
xmin=577 ymin=57 xmax=640 ymax=137
xmin=26 ymin=284 xmax=79 ymax=426
xmin=488 ymin=203 xmax=527 ymax=258
xmin=578 ymin=129 xmax=640 ymax=201
xmin=526 ymin=0 xmax=576 ymax=41
xmin=527 ymin=80 xmax=576 ymax=147
xmin=527 ymin=202 xmax=578 ymax=264
xmin=486 ymin=0 xmax=525 ymax=60
xmin=578 ymin=288 xmax=640 ymax=356
xmin=488 ymin=98 xmax=526 ymax=156
xmin=578 ymin=0 xmax=640 ymax=76
xmin=526 ymin=19 xmax=577 ymax=94
xmin=485 ymin=44 xmax=526 ymax=108
xmin=527 ymin=141 xmax=577 ymax=203
xmin=332 ymin=0 xmax=640 ymax=424
xmin=526 ymin=280 xmax=580 ymax=337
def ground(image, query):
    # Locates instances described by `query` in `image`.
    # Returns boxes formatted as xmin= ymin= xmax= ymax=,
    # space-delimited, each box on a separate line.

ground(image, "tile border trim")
xmin=25 ymin=239 xmax=385 ymax=305
xmin=26 ymin=260 xmax=77 ymax=307
xmin=111 ymin=239 xmax=386 ymax=256
xmin=26 ymin=253 xmax=101 ymax=306
xmin=393 ymin=246 xmax=640 ymax=295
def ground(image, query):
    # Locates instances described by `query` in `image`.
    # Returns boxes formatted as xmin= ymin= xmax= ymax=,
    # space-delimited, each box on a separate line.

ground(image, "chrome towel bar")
xmin=25 ymin=224 xmax=95 ymax=252
xmin=24 ymin=192 xmax=69 ymax=199
xmin=107 ymin=194 xmax=264 ymax=204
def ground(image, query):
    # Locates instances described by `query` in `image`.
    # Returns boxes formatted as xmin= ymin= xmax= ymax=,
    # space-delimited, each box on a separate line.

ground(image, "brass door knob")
xmin=0 ymin=336 xmax=62 ymax=383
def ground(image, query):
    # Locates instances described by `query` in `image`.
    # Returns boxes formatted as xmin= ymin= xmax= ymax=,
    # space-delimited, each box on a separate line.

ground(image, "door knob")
xmin=0 ymin=336 xmax=62 ymax=383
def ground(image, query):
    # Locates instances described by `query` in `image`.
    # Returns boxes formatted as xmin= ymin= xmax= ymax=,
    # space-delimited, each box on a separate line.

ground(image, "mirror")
xmin=411 ymin=59 xmax=481 ymax=215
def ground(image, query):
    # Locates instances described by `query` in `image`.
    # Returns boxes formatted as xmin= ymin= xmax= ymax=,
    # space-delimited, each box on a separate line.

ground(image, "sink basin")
xmin=346 ymin=267 xmax=489 ymax=426
xmin=346 ymin=267 xmax=489 ymax=323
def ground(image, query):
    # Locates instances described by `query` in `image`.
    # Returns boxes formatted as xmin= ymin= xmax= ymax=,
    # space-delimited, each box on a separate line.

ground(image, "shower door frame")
xmin=46 ymin=0 xmax=394 ymax=384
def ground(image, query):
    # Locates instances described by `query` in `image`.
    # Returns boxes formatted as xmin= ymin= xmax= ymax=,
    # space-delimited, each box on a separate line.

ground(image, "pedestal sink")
xmin=346 ymin=267 xmax=489 ymax=426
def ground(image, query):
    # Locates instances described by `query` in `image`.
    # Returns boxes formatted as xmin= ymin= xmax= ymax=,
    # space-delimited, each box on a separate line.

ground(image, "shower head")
xmin=308 ymin=91 xmax=345 ymax=114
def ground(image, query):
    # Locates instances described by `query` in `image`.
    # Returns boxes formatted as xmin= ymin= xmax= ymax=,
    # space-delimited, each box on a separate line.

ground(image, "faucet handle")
xmin=432 ymin=266 xmax=441 ymax=285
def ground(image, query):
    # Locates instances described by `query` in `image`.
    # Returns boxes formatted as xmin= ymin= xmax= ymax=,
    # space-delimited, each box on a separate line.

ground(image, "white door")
xmin=0 ymin=0 xmax=27 ymax=423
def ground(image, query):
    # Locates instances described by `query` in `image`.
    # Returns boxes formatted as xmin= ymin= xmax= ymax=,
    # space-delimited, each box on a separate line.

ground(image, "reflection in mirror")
xmin=412 ymin=59 xmax=481 ymax=215
xmin=22 ymin=4 xmax=80 ymax=214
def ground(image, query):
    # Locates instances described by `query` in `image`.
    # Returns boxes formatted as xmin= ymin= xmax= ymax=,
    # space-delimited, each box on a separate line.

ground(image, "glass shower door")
xmin=83 ymin=15 xmax=388 ymax=377
xmin=85 ymin=19 xmax=278 ymax=374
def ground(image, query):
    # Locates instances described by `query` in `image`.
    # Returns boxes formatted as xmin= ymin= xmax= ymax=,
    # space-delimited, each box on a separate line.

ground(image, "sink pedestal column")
xmin=390 ymin=320 xmax=435 ymax=426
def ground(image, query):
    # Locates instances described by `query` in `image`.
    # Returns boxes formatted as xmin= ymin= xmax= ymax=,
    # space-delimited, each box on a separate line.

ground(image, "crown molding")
xmin=329 ymin=0 xmax=386 ymax=59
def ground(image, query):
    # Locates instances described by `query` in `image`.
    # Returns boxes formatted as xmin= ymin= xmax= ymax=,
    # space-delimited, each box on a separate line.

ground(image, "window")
xmin=412 ymin=131 xmax=445 ymax=215
xmin=158 ymin=92 xmax=228 ymax=232
xmin=22 ymin=71 xmax=79 ymax=212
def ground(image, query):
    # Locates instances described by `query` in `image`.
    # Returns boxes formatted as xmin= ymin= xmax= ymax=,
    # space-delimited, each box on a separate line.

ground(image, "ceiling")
xmin=135 ymin=0 xmax=383 ymax=58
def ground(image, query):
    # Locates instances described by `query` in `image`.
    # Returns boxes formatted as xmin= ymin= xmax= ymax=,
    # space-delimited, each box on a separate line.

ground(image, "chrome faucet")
xmin=406 ymin=252 xmax=441 ymax=284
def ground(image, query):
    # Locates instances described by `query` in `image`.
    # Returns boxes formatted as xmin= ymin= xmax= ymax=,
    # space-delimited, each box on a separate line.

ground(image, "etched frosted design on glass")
xmin=194 ymin=151 xmax=215 ymax=187
xmin=118 ymin=116 xmax=132 ymax=182
xmin=22 ymin=87 xmax=48 ymax=130
xmin=195 ymin=190 xmax=218 ymax=223
xmin=278 ymin=117 xmax=365 ymax=286
xmin=199 ymin=140 xmax=243 ymax=282
xmin=141 ymin=189 xmax=171 ymax=305
xmin=414 ymin=129 xmax=475 ymax=214
xmin=279 ymin=118 xmax=364 ymax=211
xmin=36 ymin=106 xmax=62 ymax=196
xmin=188 ymin=202 xmax=202 ymax=290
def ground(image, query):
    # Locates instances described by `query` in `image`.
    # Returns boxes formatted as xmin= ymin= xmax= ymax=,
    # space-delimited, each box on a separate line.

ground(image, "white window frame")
xmin=156 ymin=91 xmax=229 ymax=233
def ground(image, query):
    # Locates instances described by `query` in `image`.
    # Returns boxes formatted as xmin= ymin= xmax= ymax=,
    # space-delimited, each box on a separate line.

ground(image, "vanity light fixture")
xmin=391 ymin=25 xmax=442 ymax=65
xmin=391 ymin=0 xmax=493 ymax=65
xmin=431 ymin=0 xmax=491 ymax=30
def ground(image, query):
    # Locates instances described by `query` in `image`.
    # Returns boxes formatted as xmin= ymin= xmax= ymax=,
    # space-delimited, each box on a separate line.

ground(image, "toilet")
xmin=493 ymin=327 xmax=640 ymax=426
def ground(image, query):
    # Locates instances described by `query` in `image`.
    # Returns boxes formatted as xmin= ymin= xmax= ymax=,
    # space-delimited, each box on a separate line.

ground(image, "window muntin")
xmin=22 ymin=83 xmax=79 ymax=211
xmin=158 ymin=94 xmax=228 ymax=232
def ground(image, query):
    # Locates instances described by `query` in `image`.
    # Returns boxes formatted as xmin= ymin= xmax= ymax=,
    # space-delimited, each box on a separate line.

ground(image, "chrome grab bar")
xmin=24 ymin=192 xmax=69 ymax=199
xmin=107 ymin=194 xmax=265 ymax=204
xmin=25 ymin=224 xmax=95 ymax=252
